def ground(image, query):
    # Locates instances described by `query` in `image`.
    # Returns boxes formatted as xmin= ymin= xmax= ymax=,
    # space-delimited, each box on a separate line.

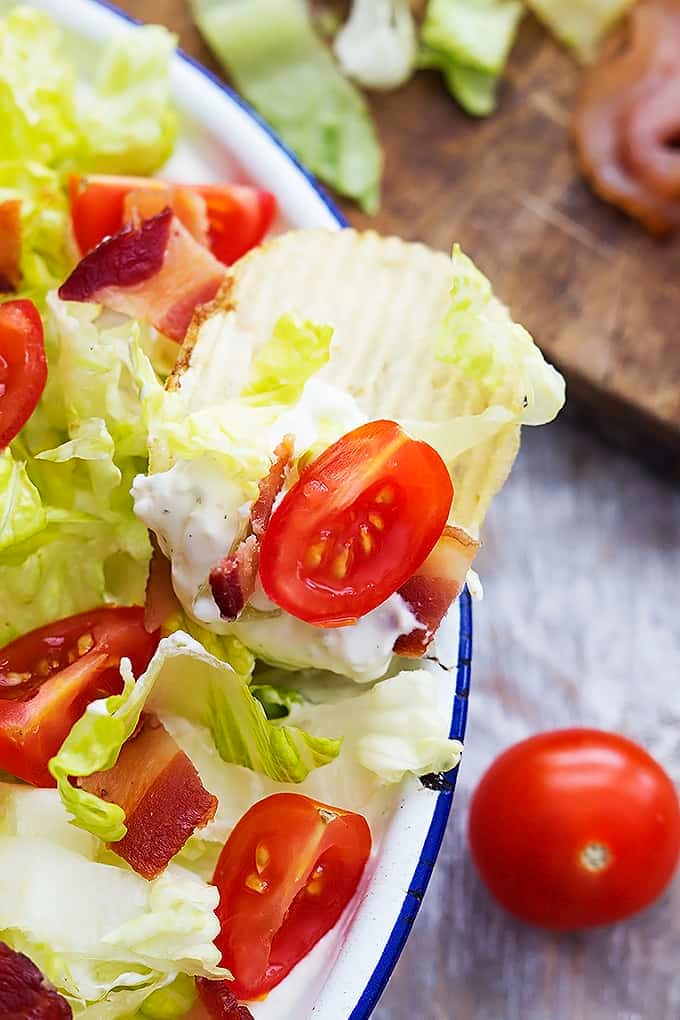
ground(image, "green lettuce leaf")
xmin=50 ymin=632 xmax=341 ymax=841
xmin=0 ymin=6 xmax=177 ymax=306
xmin=526 ymin=0 xmax=635 ymax=61
xmin=0 ymin=831 xmax=226 ymax=1015
xmin=333 ymin=0 xmax=417 ymax=90
xmin=419 ymin=0 xmax=523 ymax=115
xmin=0 ymin=298 xmax=159 ymax=645
xmin=241 ymin=313 xmax=334 ymax=406
xmin=0 ymin=448 xmax=46 ymax=552
xmin=191 ymin=0 xmax=382 ymax=212
xmin=251 ymin=681 xmax=303 ymax=720
xmin=139 ymin=974 xmax=197 ymax=1018
xmin=432 ymin=244 xmax=565 ymax=426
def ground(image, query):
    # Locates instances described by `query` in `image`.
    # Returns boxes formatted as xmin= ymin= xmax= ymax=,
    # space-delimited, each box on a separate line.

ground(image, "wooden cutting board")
xmin=125 ymin=2 xmax=680 ymax=477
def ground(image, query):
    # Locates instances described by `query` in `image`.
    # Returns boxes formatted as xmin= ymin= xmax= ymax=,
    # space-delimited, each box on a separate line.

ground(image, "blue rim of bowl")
xmin=83 ymin=3 xmax=473 ymax=1014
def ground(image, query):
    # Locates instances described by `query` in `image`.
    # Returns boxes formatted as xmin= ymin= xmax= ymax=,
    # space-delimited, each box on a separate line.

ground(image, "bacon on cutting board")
xmin=210 ymin=436 xmax=294 ymax=620
xmin=78 ymin=713 xmax=217 ymax=879
xmin=58 ymin=207 xmax=226 ymax=341
xmin=395 ymin=525 xmax=480 ymax=657
xmin=0 ymin=941 xmax=72 ymax=1019
xmin=573 ymin=0 xmax=680 ymax=234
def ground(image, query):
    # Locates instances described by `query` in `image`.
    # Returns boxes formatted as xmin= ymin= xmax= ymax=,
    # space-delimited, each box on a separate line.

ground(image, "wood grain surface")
xmin=121 ymin=3 xmax=680 ymax=1018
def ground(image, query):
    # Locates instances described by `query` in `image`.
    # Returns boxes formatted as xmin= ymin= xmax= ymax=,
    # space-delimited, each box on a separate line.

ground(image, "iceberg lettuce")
xmin=0 ymin=6 xmax=177 ymax=306
xmin=50 ymin=632 xmax=341 ymax=842
xmin=334 ymin=0 xmax=417 ymax=91
xmin=241 ymin=314 xmax=334 ymax=407
xmin=419 ymin=0 xmax=523 ymax=115
xmin=526 ymin=0 xmax=635 ymax=61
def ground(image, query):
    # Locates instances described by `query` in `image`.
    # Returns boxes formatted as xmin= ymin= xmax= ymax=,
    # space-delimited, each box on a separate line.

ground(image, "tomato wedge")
xmin=0 ymin=608 xmax=159 ymax=786
xmin=212 ymin=793 xmax=371 ymax=1000
xmin=69 ymin=174 xmax=276 ymax=265
xmin=259 ymin=420 xmax=453 ymax=627
xmin=0 ymin=299 xmax=47 ymax=450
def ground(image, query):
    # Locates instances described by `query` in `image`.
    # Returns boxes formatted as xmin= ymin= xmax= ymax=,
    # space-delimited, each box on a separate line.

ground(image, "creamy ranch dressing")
xmin=132 ymin=380 xmax=419 ymax=682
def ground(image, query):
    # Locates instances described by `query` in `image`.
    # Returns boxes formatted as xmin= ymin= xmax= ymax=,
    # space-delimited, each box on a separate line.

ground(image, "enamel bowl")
xmin=26 ymin=1 xmax=473 ymax=1015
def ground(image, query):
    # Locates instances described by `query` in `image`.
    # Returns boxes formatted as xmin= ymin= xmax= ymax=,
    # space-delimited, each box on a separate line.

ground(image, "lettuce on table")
xmin=419 ymin=0 xmax=524 ymax=116
xmin=191 ymin=0 xmax=382 ymax=212
xmin=525 ymin=0 xmax=636 ymax=61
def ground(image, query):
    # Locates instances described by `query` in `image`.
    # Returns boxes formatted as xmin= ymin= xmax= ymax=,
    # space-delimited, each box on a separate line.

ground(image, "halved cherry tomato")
xmin=0 ymin=607 xmax=159 ymax=786
xmin=69 ymin=174 xmax=276 ymax=265
xmin=212 ymin=793 xmax=371 ymax=1000
xmin=0 ymin=299 xmax=47 ymax=450
xmin=259 ymin=420 xmax=453 ymax=627
xmin=468 ymin=729 xmax=680 ymax=930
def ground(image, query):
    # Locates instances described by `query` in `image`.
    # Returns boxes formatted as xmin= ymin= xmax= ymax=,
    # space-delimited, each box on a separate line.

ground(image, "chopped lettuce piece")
xmin=77 ymin=25 xmax=177 ymax=176
xmin=526 ymin=0 xmax=635 ymax=61
xmin=0 ymin=448 xmax=46 ymax=552
xmin=50 ymin=632 xmax=341 ymax=842
xmin=0 ymin=7 xmax=177 ymax=305
xmin=433 ymin=244 xmax=565 ymax=426
xmin=241 ymin=314 xmax=334 ymax=407
xmin=251 ymin=681 xmax=303 ymax=720
xmin=0 ymin=835 xmax=226 ymax=1014
xmin=139 ymin=974 xmax=197 ymax=1018
xmin=334 ymin=0 xmax=417 ymax=90
xmin=191 ymin=0 xmax=382 ymax=212
xmin=420 ymin=0 xmax=523 ymax=115
xmin=0 ymin=298 xmax=159 ymax=645
xmin=290 ymin=668 xmax=462 ymax=783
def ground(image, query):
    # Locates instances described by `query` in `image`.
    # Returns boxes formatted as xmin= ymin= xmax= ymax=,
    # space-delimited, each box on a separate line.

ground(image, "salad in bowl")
xmin=0 ymin=5 xmax=565 ymax=1018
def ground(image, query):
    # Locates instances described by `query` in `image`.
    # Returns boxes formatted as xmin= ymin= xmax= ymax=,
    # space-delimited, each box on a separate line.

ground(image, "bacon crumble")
xmin=0 ymin=942 xmax=72 ymax=1019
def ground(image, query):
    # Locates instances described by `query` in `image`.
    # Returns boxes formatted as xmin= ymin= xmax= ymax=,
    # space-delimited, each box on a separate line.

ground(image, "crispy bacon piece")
xmin=59 ymin=208 xmax=226 ymax=341
xmin=0 ymin=199 xmax=22 ymax=293
xmin=395 ymin=525 xmax=480 ymax=657
xmin=144 ymin=537 xmax=182 ymax=634
xmin=210 ymin=437 xmax=294 ymax=620
xmin=573 ymin=0 xmax=680 ymax=235
xmin=195 ymin=978 xmax=254 ymax=1020
xmin=0 ymin=942 xmax=72 ymax=1019
xmin=78 ymin=714 xmax=217 ymax=879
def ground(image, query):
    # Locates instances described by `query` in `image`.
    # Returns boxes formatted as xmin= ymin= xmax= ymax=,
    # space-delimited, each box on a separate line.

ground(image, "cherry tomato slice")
xmin=468 ymin=729 xmax=680 ymax=930
xmin=0 ymin=299 xmax=47 ymax=450
xmin=259 ymin=420 xmax=453 ymax=627
xmin=0 ymin=607 xmax=159 ymax=786
xmin=69 ymin=174 xmax=276 ymax=265
xmin=212 ymin=793 xmax=371 ymax=1000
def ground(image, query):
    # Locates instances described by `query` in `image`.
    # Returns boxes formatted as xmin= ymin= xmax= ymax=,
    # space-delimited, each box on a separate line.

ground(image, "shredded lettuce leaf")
xmin=241 ymin=313 xmax=334 ymax=407
xmin=0 ymin=298 xmax=159 ymax=644
xmin=0 ymin=833 xmax=226 ymax=1015
xmin=525 ymin=0 xmax=635 ymax=61
xmin=50 ymin=632 xmax=341 ymax=842
xmin=419 ymin=0 xmax=523 ymax=116
xmin=0 ymin=6 xmax=177 ymax=305
xmin=334 ymin=0 xmax=417 ymax=90
xmin=191 ymin=0 xmax=382 ymax=212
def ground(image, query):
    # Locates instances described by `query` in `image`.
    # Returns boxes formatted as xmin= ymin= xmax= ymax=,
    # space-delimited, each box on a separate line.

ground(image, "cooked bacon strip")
xmin=78 ymin=714 xmax=217 ymax=879
xmin=0 ymin=199 xmax=22 ymax=293
xmin=59 ymin=208 xmax=226 ymax=341
xmin=124 ymin=186 xmax=211 ymax=246
xmin=144 ymin=537 xmax=182 ymax=634
xmin=395 ymin=525 xmax=480 ymax=658
xmin=195 ymin=978 xmax=254 ymax=1020
xmin=0 ymin=942 xmax=72 ymax=1019
xmin=210 ymin=437 xmax=294 ymax=620
xmin=573 ymin=1 xmax=680 ymax=235
xmin=250 ymin=435 xmax=295 ymax=538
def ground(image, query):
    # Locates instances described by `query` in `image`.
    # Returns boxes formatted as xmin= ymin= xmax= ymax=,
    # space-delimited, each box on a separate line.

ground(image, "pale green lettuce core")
xmin=419 ymin=0 xmax=523 ymax=116
xmin=50 ymin=633 xmax=341 ymax=842
xmin=0 ymin=790 xmax=227 ymax=1015
xmin=0 ymin=5 xmax=177 ymax=305
xmin=241 ymin=313 xmax=334 ymax=406
xmin=191 ymin=0 xmax=382 ymax=212
xmin=526 ymin=0 xmax=635 ymax=61
xmin=334 ymin=0 xmax=417 ymax=91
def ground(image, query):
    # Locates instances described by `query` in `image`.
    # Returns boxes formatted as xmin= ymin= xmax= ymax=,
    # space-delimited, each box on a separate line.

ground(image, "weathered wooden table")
xmin=127 ymin=3 xmax=680 ymax=1016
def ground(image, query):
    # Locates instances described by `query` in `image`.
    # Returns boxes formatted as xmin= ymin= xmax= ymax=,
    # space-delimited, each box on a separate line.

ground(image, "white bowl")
xmin=24 ymin=1 xmax=474 ymax=1015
